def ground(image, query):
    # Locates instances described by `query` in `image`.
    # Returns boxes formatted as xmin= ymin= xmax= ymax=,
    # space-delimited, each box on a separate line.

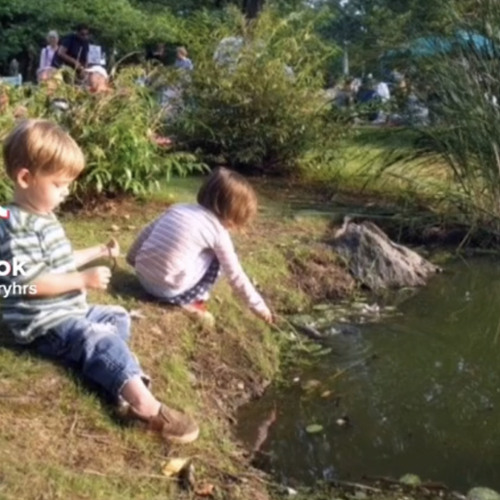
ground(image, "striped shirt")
xmin=127 ymin=204 xmax=270 ymax=315
xmin=0 ymin=205 xmax=88 ymax=343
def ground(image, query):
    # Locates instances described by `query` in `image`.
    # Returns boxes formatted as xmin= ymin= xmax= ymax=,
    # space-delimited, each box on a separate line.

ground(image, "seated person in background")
xmin=375 ymin=80 xmax=391 ymax=103
xmin=52 ymin=23 xmax=90 ymax=77
xmin=84 ymin=65 xmax=110 ymax=94
xmin=37 ymin=71 xmax=70 ymax=114
xmin=37 ymin=30 xmax=59 ymax=83
xmin=174 ymin=47 xmax=193 ymax=71
xmin=37 ymin=67 xmax=59 ymax=84
xmin=356 ymin=76 xmax=377 ymax=104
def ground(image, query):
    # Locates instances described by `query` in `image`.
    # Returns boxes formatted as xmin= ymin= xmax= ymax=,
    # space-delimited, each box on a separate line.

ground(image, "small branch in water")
xmin=329 ymin=479 xmax=382 ymax=493
xmin=274 ymin=315 xmax=326 ymax=343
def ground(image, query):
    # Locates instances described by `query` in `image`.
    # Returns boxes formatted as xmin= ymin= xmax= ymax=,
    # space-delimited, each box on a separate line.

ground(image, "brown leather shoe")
xmin=149 ymin=405 xmax=200 ymax=444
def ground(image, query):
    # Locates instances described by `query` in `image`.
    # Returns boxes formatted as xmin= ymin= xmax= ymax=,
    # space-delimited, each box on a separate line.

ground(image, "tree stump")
xmin=331 ymin=218 xmax=441 ymax=290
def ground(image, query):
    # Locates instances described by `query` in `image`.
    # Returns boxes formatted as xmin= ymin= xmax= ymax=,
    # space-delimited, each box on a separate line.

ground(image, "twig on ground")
xmin=83 ymin=469 xmax=177 ymax=481
xmin=68 ymin=413 xmax=78 ymax=436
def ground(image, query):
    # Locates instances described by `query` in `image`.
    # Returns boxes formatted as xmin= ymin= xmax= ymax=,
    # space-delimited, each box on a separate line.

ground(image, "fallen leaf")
xmin=195 ymin=482 xmax=215 ymax=497
xmin=110 ymin=224 xmax=120 ymax=232
xmin=301 ymin=379 xmax=321 ymax=391
xmin=162 ymin=458 xmax=190 ymax=478
xmin=305 ymin=424 xmax=323 ymax=434
xmin=129 ymin=309 xmax=146 ymax=320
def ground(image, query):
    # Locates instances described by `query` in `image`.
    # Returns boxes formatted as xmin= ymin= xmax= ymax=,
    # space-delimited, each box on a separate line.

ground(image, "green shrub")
xmin=170 ymin=7 xmax=344 ymax=174
xmin=410 ymin=1 xmax=500 ymax=232
xmin=0 ymin=67 xmax=205 ymax=202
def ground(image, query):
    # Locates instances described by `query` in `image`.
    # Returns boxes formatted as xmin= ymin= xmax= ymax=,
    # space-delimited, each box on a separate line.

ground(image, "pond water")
xmin=237 ymin=257 xmax=500 ymax=491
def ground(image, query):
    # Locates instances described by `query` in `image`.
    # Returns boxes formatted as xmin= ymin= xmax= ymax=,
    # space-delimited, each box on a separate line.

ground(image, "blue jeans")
xmin=33 ymin=305 xmax=143 ymax=398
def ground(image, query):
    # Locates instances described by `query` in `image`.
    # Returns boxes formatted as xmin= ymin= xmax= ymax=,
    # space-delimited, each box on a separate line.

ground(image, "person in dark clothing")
xmin=356 ymin=76 xmax=377 ymax=104
xmin=146 ymin=43 xmax=167 ymax=65
xmin=52 ymin=24 xmax=90 ymax=75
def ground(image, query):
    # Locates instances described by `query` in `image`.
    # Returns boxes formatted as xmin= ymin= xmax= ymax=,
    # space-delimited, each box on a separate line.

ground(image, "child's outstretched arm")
xmin=73 ymin=238 xmax=119 ymax=268
xmin=214 ymin=231 xmax=273 ymax=324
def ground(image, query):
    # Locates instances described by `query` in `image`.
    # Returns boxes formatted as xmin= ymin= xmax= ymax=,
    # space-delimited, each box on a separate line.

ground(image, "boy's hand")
xmin=105 ymin=238 xmax=120 ymax=258
xmin=255 ymin=309 xmax=274 ymax=325
xmin=81 ymin=266 xmax=111 ymax=290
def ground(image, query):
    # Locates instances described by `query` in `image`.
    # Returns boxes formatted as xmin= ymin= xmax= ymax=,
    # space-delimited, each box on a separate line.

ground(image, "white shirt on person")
xmin=39 ymin=46 xmax=57 ymax=71
xmin=376 ymin=82 xmax=391 ymax=102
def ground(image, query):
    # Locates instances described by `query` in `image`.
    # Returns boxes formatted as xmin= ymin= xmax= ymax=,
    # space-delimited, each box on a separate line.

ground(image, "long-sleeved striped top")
xmin=127 ymin=204 xmax=270 ymax=315
xmin=0 ymin=205 xmax=88 ymax=343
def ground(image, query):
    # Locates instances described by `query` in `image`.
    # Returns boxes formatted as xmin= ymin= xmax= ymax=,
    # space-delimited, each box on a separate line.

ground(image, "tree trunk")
xmin=242 ymin=0 xmax=264 ymax=18
xmin=331 ymin=218 xmax=441 ymax=290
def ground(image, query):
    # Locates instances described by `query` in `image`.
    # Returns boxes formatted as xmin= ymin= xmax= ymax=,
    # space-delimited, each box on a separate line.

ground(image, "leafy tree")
xmin=0 ymin=0 xmax=181 ymax=76
xmin=316 ymin=0 xmax=461 ymax=75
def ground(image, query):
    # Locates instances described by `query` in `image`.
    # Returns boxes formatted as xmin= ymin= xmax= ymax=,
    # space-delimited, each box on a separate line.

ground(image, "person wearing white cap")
xmin=84 ymin=65 xmax=110 ymax=94
xmin=37 ymin=30 xmax=59 ymax=83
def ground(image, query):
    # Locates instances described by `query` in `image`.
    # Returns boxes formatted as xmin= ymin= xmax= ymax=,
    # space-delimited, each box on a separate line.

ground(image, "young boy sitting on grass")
xmin=0 ymin=119 xmax=199 ymax=444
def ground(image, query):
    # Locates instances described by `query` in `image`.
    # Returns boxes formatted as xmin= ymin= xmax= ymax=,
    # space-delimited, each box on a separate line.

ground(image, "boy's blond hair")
xmin=197 ymin=167 xmax=257 ymax=228
xmin=3 ymin=119 xmax=85 ymax=180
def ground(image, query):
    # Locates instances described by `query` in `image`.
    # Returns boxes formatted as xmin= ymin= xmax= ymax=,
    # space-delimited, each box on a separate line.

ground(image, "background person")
xmin=52 ymin=23 xmax=90 ymax=76
xmin=38 ymin=30 xmax=59 ymax=82
xmin=174 ymin=46 xmax=193 ymax=71
xmin=84 ymin=65 xmax=110 ymax=94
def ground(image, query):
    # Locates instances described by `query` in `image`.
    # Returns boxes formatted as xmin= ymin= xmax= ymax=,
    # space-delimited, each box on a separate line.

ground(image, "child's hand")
xmin=105 ymin=238 xmax=120 ymax=258
xmin=81 ymin=266 xmax=111 ymax=290
xmin=255 ymin=309 xmax=274 ymax=325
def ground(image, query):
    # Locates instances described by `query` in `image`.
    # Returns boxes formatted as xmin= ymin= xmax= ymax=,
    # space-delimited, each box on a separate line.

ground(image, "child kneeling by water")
xmin=0 ymin=119 xmax=199 ymax=445
xmin=127 ymin=167 xmax=273 ymax=324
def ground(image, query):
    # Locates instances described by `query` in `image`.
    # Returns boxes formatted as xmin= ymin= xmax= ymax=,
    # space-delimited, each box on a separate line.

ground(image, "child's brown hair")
xmin=197 ymin=167 xmax=257 ymax=228
xmin=3 ymin=119 xmax=85 ymax=180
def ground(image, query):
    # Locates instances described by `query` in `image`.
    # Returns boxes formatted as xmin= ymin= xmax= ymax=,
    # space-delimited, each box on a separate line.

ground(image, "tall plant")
xmin=411 ymin=0 xmax=500 ymax=233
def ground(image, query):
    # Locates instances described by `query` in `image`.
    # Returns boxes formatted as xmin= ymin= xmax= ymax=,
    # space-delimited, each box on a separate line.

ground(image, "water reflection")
xmin=237 ymin=258 xmax=500 ymax=490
